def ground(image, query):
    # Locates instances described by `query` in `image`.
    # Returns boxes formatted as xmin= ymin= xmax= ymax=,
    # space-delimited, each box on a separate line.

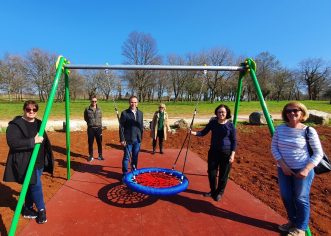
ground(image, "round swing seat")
xmin=123 ymin=167 xmax=189 ymax=196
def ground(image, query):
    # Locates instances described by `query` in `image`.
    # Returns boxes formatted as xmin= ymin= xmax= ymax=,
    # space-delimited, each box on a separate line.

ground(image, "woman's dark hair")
xmin=214 ymin=104 xmax=231 ymax=119
xmin=23 ymin=100 xmax=39 ymax=111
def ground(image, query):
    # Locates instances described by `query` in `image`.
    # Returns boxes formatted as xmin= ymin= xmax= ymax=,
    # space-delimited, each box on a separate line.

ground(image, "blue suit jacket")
xmin=119 ymin=108 xmax=143 ymax=143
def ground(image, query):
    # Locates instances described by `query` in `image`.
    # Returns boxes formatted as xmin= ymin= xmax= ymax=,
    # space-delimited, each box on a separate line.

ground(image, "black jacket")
xmin=3 ymin=116 xmax=54 ymax=184
xmin=119 ymin=108 xmax=143 ymax=143
xmin=84 ymin=106 xmax=102 ymax=127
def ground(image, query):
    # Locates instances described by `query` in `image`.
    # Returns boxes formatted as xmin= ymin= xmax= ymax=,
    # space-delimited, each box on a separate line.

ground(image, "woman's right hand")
xmin=34 ymin=134 xmax=44 ymax=144
xmin=190 ymin=129 xmax=196 ymax=135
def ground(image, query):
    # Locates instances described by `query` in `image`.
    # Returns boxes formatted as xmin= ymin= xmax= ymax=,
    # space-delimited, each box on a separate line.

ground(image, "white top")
xmin=131 ymin=109 xmax=137 ymax=120
xmin=271 ymin=124 xmax=323 ymax=169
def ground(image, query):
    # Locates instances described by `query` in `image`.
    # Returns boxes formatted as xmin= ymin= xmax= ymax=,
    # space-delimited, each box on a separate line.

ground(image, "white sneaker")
xmin=287 ymin=228 xmax=305 ymax=236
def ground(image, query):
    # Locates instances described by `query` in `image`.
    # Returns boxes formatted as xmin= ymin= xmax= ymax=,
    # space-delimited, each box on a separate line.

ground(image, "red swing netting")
xmin=134 ymin=172 xmax=181 ymax=188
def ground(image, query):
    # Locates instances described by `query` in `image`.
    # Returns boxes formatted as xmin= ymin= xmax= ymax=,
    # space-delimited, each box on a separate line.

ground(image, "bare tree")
xmin=298 ymin=58 xmax=330 ymax=100
xmin=84 ymin=70 xmax=98 ymax=99
xmin=0 ymin=54 xmax=28 ymax=101
xmin=253 ymin=52 xmax=281 ymax=100
xmin=25 ymin=48 xmax=57 ymax=102
xmin=95 ymin=70 xmax=115 ymax=100
xmin=121 ymin=31 xmax=161 ymax=101
xmin=202 ymin=48 xmax=234 ymax=103
xmin=167 ymin=54 xmax=189 ymax=102
xmin=324 ymin=85 xmax=331 ymax=103
xmin=153 ymin=70 xmax=169 ymax=101
xmin=271 ymin=68 xmax=293 ymax=101
xmin=71 ymin=71 xmax=86 ymax=100
xmin=57 ymin=70 xmax=86 ymax=101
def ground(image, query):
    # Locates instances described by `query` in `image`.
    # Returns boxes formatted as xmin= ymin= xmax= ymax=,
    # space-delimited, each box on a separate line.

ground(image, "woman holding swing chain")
xmin=191 ymin=104 xmax=236 ymax=202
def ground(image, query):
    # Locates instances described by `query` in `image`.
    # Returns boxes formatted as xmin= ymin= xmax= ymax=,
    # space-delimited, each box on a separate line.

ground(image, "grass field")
xmin=0 ymin=100 xmax=330 ymax=120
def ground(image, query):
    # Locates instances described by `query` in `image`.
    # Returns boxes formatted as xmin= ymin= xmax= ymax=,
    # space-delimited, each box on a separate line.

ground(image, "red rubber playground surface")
xmin=19 ymin=148 xmax=286 ymax=235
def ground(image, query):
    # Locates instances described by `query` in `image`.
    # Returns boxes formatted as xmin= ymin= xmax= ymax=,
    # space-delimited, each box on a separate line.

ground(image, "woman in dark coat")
xmin=3 ymin=100 xmax=54 ymax=224
xmin=191 ymin=104 xmax=237 ymax=202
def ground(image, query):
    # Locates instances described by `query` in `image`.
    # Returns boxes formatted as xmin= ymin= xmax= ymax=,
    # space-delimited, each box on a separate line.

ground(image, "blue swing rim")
xmin=123 ymin=167 xmax=189 ymax=196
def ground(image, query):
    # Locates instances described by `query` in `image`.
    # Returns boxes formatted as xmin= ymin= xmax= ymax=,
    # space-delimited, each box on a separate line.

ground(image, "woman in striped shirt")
xmin=271 ymin=101 xmax=323 ymax=236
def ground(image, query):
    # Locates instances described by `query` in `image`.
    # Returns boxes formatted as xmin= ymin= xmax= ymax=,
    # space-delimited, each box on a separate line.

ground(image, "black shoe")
xmin=87 ymin=156 xmax=94 ymax=162
xmin=22 ymin=207 xmax=38 ymax=219
xmin=152 ymin=150 xmax=155 ymax=154
xmin=213 ymin=193 xmax=222 ymax=202
xmin=160 ymin=151 xmax=164 ymax=154
xmin=37 ymin=209 xmax=47 ymax=224
xmin=98 ymin=155 xmax=104 ymax=160
xmin=202 ymin=192 xmax=213 ymax=197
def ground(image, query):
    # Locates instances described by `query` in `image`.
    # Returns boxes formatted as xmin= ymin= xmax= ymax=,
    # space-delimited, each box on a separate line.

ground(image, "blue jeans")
xmin=25 ymin=168 xmax=45 ymax=211
xmin=277 ymin=167 xmax=314 ymax=231
xmin=122 ymin=141 xmax=141 ymax=174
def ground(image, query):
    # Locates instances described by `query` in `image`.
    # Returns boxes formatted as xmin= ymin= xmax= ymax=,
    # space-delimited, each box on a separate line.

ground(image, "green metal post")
xmin=233 ymin=72 xmax=245 ymax=127
xmin=8 ymin=56 xmax=66 ymax=236
xmin=65 ymin=69 xmax=71 ymax=180
xmin=246 ymin=58 xmax=275 ymax=136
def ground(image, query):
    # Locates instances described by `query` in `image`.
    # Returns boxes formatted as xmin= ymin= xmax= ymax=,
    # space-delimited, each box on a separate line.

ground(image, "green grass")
xmin=0 ymin=100 xmax=330 ymax=120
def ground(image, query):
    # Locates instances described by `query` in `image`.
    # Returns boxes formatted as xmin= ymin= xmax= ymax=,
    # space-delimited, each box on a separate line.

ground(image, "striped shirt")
xmin=271 ymin=124 xmax=323 ymax=169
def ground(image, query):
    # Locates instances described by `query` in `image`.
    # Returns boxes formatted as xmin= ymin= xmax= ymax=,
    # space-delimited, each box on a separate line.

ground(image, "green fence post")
xmin=64 ymin=69 xmax=71 ymax=180
xmin=8 ymin=56 xmax=67 ymax=236
xmin=233 ymin=69 xmax=245 ymax=127
xmin=246 ymin=58 xmax=275 ymax=136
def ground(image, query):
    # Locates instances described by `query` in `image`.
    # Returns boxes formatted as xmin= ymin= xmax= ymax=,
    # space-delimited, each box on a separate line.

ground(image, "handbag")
xmin=305 ymin=127 xmax=331 ymax=175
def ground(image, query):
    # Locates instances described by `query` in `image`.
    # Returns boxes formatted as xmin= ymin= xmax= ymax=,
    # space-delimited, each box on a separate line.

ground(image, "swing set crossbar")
xmin=65 ymin=64 xmax=244 ymax=71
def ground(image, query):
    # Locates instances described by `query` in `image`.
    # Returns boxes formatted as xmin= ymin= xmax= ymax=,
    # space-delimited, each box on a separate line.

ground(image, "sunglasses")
xmin=25 ymin=108 xmax=38 ymax=113
xmin=286 ymin=109 xmax=301 ymax=114
xmin=91 ymin=101 xmax=97 ymax=103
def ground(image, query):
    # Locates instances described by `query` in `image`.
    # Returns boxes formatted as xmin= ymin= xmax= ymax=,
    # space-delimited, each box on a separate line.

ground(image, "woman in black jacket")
xmin=191 ymin=104 xmax=237 ymax=202
xmin=3 ymin=100 xmax=54 ymax=224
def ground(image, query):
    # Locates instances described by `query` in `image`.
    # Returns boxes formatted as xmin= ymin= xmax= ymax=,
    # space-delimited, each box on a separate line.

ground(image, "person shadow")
xmin=51 ymin=145 xmax=85 ymax=159
xmin=160 ymin=188 xmax=280 ymax=233
xmin=0 ymin=182 xmax=20 ymax=236
xmin=106 ymin=143 xmax=153 ymax=154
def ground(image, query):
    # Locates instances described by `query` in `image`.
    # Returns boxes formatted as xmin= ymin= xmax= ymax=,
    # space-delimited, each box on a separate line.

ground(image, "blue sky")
xmin=1 ymin=0 xmax=330 ymax=69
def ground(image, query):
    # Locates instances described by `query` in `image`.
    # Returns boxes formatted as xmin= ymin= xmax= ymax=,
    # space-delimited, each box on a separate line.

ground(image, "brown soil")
xmin=0 ymin=124 xmax=330 ymax=235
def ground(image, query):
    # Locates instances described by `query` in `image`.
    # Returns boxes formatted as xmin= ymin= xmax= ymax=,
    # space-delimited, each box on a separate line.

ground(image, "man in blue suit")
xmin=119 ymin=96 xmax=144 ymax=175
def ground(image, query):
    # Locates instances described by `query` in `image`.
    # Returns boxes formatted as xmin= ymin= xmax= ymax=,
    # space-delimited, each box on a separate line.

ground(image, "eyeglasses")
xmin=25 ymin=108 xmax=38 ymax=113
xmin=217 ymin=111 xmax=226 ymax=114
xmin=286 ymin=109 xmax=301 ymax=114
xmin=91 ymin=101 xmax=97 ymax=103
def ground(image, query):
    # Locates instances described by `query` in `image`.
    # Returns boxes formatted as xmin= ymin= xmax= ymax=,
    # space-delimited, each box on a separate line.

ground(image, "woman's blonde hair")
xmin=159 ymin=103 xmax=166 ymax=110
xmin=281 ymin=101 xmax=309 ymax=122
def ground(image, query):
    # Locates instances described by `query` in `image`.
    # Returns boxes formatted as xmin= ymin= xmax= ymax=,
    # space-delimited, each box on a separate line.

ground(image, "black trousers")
xmin=152 ymin=130 xmax=164 ymax=151
xmin=207 ymin=149 xmax=232 ymax=195
xmin=87 ymin=127 xmax=102 ymax=157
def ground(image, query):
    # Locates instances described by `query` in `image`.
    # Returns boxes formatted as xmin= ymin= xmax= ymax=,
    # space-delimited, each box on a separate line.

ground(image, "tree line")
xmin=1 ymin=31 xmax=330 ymax=103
